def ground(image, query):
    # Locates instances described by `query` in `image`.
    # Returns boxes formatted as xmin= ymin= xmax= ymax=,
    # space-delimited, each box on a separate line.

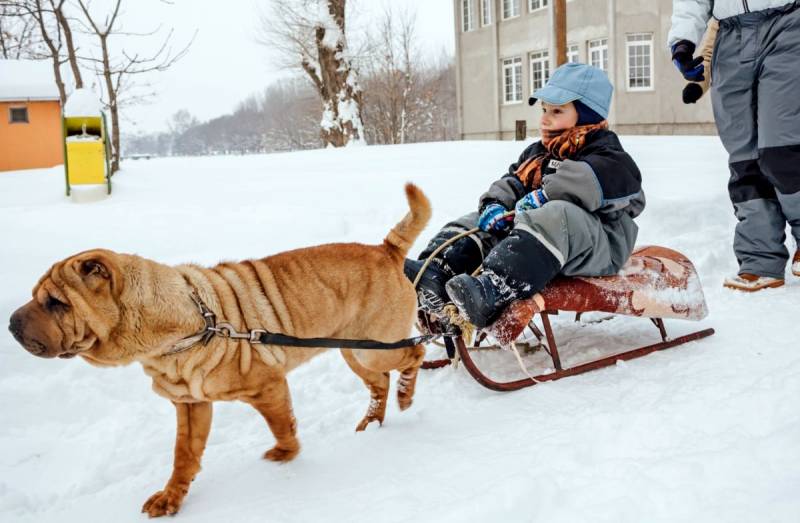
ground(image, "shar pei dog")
xmin=8 ymin=183 xmax=431 ymax=517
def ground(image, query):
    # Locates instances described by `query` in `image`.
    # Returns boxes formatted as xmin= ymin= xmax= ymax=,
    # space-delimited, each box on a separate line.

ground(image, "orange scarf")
xmin=515 ymin=121 xmax=608 ymax=190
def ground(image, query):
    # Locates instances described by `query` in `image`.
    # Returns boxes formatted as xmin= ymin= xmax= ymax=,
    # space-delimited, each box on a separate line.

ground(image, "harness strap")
xmin=255 ymin=331 xmax=437 ymax=349
xmin=211 ymin=320 xmax=436 ymax=349
xmin=167 ymin=290 xmax=437 ymax=356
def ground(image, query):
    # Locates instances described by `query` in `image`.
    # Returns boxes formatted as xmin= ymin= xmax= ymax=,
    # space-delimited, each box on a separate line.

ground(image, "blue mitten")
xmin=515 ymin=188 xmax=548 ymax=213
xmin=671 ymin=40 xmax=704 ymax=82
xmin=478 ymin=203 xmax=513 ymax=233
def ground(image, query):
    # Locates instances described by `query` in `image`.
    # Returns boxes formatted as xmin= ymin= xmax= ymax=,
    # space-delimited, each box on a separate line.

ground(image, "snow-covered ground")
xmin=1 ymin=138 xmax=798 ymax=523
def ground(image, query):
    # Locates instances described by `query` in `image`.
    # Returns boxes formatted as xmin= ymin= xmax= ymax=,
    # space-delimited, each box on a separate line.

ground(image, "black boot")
xmin=446 ymin=229 xmax=563 ymax=329
xmin=445 ymin=272 xmax=516 ymax=329
xmin=404 ymin=258 xmax=453 ymax=313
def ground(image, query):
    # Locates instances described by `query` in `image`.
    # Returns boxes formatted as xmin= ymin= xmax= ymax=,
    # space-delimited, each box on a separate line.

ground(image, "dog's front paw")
xmin=142 ymin=487 xmax=186 ymax=518
xmin=263 ymin=443 xmax=300 ymax=462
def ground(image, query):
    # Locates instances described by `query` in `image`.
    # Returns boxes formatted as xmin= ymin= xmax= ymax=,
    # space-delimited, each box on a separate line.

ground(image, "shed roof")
xmin=0 ymin=59 xmax=61 ymax=102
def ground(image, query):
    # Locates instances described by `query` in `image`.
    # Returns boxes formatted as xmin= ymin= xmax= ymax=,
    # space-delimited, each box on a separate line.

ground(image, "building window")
xmin=529 ymin=50 xmax=550 ymax=92
xmin=627 ymin=33 xmax=654 ymax=90
xmin=567 ymin=44 xmax=580 ymax=63
xmin=462 ymin=0 xmax=474 ymax=32
xmin=588 ymin=38 xmax=608 ymax=72
xmin=481 ymin=0 xmax=492 ymax=26
xmin=503 ymin=0 xmax=520 ymax=19
xmin=529 ymin=0 xmax=548 ymax=11
xmin=9 ymin=107 xmax=29 ymax=124
xmin=503 ymin=57 xmax=523 ymax=104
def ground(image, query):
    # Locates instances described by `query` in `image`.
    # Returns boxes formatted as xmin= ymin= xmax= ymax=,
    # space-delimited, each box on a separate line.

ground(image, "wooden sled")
xmin=422 ymin=246 xmax=715 ymax=391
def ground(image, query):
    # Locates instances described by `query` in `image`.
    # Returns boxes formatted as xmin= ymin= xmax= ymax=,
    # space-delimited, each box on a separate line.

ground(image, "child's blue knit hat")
xmin=529 ymin=62 xmax=612 ymax=119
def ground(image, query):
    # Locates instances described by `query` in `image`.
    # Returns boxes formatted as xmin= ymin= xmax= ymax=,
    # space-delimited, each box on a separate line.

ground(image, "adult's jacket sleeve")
xmin=668 ymin=0 xmax=713 ymax=47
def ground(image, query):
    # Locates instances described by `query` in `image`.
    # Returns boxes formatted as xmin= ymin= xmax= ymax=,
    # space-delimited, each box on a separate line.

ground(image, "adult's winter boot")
xmin=793 ymin=250 xmax=800 ymax=277
xmin=404 ymin=258 xmax=453 ymax=313
xmin=723 ymin=273 xmax=784 ymax=291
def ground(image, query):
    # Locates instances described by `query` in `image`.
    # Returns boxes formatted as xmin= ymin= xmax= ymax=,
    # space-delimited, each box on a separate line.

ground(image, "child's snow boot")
xmin=444 ymin=271 xmax=517 ymax=329
xmin=793 ymin=250 xmax=800 ymax=277
xmin=723 ymin=273 xmax=784 ymax=291
xmin=446 ymin=228 xmax=563 ymax=328
xmin=404 ymin=258 xmax=453 ymax=313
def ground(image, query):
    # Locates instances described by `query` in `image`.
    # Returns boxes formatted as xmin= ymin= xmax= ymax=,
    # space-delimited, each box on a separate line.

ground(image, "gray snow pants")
xmin=426 ymin=200 xmax=638 ymax=279
xmin=711 ymin=2 xmax=800 ymax=278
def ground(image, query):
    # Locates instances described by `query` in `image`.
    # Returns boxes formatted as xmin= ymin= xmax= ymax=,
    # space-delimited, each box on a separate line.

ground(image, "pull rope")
xmin=506 ymin=342 xmax=542 ymax=385
xmin=411 ymin=227 xmax=481 ymax=288
xmin=411 ymin=227 xmax=482 ymax=347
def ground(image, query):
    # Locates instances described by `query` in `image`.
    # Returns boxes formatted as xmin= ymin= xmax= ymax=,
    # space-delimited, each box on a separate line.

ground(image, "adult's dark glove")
xmin=682 ymin=82 xmax=704 ymax=104
xmin=671 ymin=40 xmax=705 ymax=82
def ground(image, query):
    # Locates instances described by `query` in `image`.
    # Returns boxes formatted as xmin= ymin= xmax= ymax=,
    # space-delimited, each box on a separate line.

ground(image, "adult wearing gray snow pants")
xmin=669 ymin=0 xmax=800 ymax=291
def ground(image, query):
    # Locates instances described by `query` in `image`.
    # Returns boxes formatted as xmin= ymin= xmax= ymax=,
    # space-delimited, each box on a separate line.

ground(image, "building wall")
xmin=454 ymin=0 xmax=716 ymax=139
xmin=0 ymin=100 xmax=63 ymax=172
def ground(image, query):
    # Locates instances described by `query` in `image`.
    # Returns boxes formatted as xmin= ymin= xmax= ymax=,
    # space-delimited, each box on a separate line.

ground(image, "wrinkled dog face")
xmin=8 ymin=249 xmax=124 ymax=364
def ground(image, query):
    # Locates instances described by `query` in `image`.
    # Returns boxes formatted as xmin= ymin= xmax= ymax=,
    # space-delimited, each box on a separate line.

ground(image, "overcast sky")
xmin=116 ymin=0 xmax=455 ymax=134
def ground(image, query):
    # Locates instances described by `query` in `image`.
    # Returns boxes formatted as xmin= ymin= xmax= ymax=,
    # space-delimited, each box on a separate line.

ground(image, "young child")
xmin=405 ymin=63 xmax=645 ymax=328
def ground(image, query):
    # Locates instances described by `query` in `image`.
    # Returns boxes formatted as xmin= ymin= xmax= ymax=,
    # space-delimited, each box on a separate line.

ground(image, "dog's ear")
xmin=73 ymin=251 xmax=123 ymax=295
xmin=80 ymin=259 xmax=110 ymax=279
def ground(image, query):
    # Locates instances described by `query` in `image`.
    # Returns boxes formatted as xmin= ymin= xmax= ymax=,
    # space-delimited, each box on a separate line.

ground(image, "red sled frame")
xmin=424 ymin=311 xmax=714 ymax=392
xmin=420 ymin=246 xmax=716 ymax=391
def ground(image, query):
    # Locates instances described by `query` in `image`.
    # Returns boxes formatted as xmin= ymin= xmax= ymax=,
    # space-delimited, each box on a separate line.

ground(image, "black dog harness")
xmin=166 ymin=292 xmax=437 ymax=356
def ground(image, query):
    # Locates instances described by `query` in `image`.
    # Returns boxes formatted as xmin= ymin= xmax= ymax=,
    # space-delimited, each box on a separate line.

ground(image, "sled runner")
xmin=421 ymin=246 xmax=715 ymax=391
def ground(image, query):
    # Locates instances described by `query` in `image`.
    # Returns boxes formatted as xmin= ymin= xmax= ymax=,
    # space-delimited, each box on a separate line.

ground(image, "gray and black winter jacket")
xmin=668 ymin=0 xmax=795 ymax=46
xmin=479 ymin=129 xmax=645 ymax=223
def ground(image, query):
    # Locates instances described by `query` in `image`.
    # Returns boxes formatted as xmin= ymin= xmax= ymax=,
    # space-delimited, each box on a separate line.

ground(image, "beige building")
xmin=453 ymin=0 xmax=717 ymax=139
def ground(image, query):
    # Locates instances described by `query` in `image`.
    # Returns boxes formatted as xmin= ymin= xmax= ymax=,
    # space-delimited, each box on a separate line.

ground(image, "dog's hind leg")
xmin=340 ymin=349 xmax=390 ymax=431
xmin=246 ymin=378 xmax=301 ymax=462
xmin=396 ymin=344 xmax=425 ymax=411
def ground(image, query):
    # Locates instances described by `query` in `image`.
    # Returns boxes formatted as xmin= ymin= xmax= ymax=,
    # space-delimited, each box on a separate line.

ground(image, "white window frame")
xmin=567 ymin=44 xmax=580 ymax=63
xmin=502 ymin=0 xmax=520 ymax=19
xmin=626 ymin=32 xmax=654 ymax=91
xmin=529 ymin=0 xmax=548 ymax=11
xmin=481 ymin=0 xmax=492 ymax=26
xmin=502 ymin=57 xmax=523 ymax=104
xmin=462 ymin=0 xmax=474 ymax=32
xmin=529 ymin=50 xmax=550 ymax=93
xmin=588 ymin=38 xmax=608 ymax=73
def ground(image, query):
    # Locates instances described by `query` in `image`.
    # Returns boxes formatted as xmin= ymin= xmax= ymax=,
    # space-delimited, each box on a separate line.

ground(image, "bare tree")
xmin=168 ymin=108 xmax=197 ymax=137
xmin=9 ymin=0 xmax=68 ymax=103
xmin=76 ymin=0 xmax=192 ymax=173
xmin=51 ymin=0 xmax=82 ymax=88
xmin=360 ymin=8 xmax=418 ymax=145
xmin=0 ymin=2 xmax=38 ymax=59
xmin=260 ymin=78 xmax=321 ymax=151
xmin=259 ymin=0 xmax=365 ymax=147
xmin=2 ymin=1 xmax=83 ymax=103
xmin=359 ymin=9 xmax=456 ymax=145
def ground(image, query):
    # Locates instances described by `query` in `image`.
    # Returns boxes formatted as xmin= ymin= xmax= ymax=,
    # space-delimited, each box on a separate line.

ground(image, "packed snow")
xmin=0 ymin=59 xmax=60 ymax=101
xmin=1 ymin=137 xmax=798 ymax=522
xmin=64 ymin=88 xmax=103 ymax=117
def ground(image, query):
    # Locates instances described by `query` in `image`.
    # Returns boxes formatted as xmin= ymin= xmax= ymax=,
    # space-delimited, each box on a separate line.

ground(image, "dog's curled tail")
xmin=383 ymin=183 xmax=432 ymax=258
